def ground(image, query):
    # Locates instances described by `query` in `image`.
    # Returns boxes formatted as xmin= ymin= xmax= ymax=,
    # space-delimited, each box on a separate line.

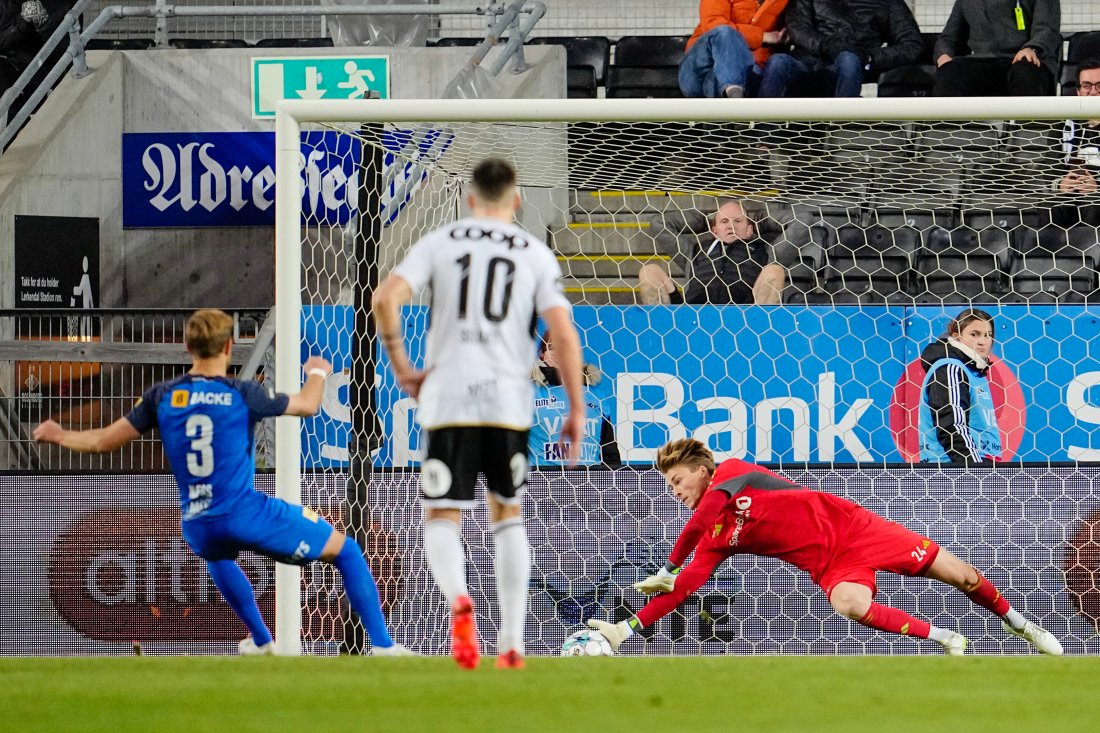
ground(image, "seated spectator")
xmin=530 ymin=334 xmax=621 ymax=469
xmin=0 ymin=0 xmax=48 ymax=99
xmin=637 ymin=199 xmax=786 ymax=305
xmin=679 ymin=0 xmax=789 ymax=98
xmin=1057 ymin=61 xmax=1100 ymax=194
xmin=759 ymin=0 xmax=923 ymax=98
xmin=933 ymin=0 xmax=1059 ymax=96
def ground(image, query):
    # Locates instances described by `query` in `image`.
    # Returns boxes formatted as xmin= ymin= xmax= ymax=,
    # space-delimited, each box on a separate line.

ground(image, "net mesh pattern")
xmin=5 ymin=469 xmax=1099 ymax=655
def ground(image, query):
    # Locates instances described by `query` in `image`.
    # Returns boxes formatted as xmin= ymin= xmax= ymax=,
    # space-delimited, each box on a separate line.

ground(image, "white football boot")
xmin=238 ymin=637 xmax=276 ymax=656
xmin=1002 ymin=620 xmax=1064 ymax=656
xmin=936 ymin=631 xmax=969 ymax=656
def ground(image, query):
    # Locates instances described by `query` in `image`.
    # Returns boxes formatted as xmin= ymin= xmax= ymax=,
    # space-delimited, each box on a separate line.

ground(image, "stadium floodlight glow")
xmin=274 ymin=97 xmax=1100 ymax=657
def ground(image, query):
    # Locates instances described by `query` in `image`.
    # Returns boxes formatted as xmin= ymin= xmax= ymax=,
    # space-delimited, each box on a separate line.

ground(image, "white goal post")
xmin=273 ymin=97 xmax=1100 ymax=657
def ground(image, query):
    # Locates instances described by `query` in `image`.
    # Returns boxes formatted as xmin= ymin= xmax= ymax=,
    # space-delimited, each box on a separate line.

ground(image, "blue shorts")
xmin=181 ymin=493 xmax=336 ymax=565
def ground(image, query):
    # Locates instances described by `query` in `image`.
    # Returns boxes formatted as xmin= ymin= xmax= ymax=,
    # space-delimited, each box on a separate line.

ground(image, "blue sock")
xmin=206 ymin=560 xmax=272 ymax=647
xmin=333 ymin=537 xmax=395 ymax=648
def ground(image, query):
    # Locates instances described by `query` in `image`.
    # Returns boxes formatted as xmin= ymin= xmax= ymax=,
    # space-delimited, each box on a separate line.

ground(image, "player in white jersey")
xmin=372 ymin=158 xmax=585 ymax=670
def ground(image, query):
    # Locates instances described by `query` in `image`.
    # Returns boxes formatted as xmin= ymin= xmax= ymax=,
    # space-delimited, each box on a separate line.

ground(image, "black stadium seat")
xmin=84 ymin=38 xmax=154 ymax=51
xmin=825 ymin=225 xmax=920 ymax=302
xmin=606 ymin=35 xmax=688 ymax=98
xmin=254 ymin=37 xmax=335 ymax=48
xmin=914 ymin=226 xmax=1012 ymax=302
xmin=1062 ymin=31 xmax=1100 ymax=94
xmin=1009 ymin=225 xmax=1100 ymax=302
xmin=530 ymin=36 xmax=611 ymax=99
xmin=434 ymin=37 xmax=483 ymax=46
xmin=877 ymin=32 xmax=938 ymax=97
xmin=168 ymin=38 xmax=250 ymax=49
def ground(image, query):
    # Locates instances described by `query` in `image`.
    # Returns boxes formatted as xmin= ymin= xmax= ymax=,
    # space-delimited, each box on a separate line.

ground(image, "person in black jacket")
xmin=917 ymin=308 xmax=1004 ymax=464
xmin=637 ymin=200 xmax=786 ymax=305
xmin=0 ymin=0 xmax=47 ymax=96
xmin=1056 ymin=61 xmax=1100 ymax=194
xmin=933 ymin=0 xmax=1060 ymax=96
xmin=759 ymin=0 xmax=924 ymax=97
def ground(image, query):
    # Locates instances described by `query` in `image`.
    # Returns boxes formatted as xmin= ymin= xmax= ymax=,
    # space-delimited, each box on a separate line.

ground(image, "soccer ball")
xmin=561 ymin=629 xmax=614 ymax=657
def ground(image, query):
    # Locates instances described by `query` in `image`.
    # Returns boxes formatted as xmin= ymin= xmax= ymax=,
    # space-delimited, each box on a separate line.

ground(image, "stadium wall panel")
xmin=3 ymin=468 xmax=1098 ymax=656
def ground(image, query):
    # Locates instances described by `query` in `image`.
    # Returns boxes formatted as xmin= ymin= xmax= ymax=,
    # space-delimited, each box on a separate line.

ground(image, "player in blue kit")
xmin=34 ymin=308 xmax=411 ymax=656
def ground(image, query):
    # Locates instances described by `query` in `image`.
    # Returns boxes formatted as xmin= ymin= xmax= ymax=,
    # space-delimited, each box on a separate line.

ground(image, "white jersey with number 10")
xmin=392 ymin=216 xmax=570 ymax=430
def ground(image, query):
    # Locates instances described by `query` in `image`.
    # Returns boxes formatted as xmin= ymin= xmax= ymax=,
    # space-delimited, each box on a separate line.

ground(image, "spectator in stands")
xmin=530 ymin=333 xmax=621 ymax=469
xmin=918 ymin=308 xmax=1003 ymax=464
xmin=637 ymin=200 xmax=786 ymax=305
xmin=1057 ymin=60 xmax=1100 ymax=194
xmin=0 ymin=0 xmax=47 ymax=99
xmin=678 ymin=0 xmax=789 ymax=98
xmin=933 ymin=0 xmax=1060 ymax=96
xmin=758 ymin=0 xmax=923 ymax=98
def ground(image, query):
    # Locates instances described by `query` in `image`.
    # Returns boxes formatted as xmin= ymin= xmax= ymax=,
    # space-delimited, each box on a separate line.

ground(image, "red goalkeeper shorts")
xmin=818 ymin=510 xmax=940 ymax=598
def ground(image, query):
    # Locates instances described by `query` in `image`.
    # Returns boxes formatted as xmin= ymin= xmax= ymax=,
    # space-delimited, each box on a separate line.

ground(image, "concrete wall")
xmin=0 ymin=44 xmax=565 ymax=309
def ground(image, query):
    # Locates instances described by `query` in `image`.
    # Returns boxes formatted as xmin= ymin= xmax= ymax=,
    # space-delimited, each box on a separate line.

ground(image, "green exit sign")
xmin=251 ymin=55 xmax=391 ymax=119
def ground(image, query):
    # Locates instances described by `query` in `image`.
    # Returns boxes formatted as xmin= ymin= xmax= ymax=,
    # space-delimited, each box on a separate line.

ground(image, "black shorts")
xmin=670 ymin=287 xmax=685 ymax=305
xmin=420 ymin=426 xmax=530 ymax=509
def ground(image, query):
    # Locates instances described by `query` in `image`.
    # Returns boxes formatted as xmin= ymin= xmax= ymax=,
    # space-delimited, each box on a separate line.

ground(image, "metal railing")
xmin=0 ymin=0 xmax=546 ymax=150
xmin=0 ymin=308 xmax=270 ymax=470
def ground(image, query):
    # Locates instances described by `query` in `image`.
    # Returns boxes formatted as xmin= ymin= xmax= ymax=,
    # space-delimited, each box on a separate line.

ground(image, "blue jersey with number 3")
xmin=126 ymin=374 xmax=289 ymax=521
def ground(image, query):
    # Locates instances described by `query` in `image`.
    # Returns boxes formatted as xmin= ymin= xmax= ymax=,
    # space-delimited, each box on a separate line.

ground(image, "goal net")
xmin=276 ymin=98 xmax=1100 ymax=657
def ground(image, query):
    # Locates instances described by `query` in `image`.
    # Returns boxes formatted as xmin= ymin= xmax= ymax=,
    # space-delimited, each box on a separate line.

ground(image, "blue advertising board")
xmin=121 ymin=131 xmax=360 ymax=227
xmin=300 ymin=304 xmax=1100 ymax=466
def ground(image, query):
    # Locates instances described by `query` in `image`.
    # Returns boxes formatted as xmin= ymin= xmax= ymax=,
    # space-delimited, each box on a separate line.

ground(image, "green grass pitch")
xmin=4 ymin=655 xmax=1098 ymax=733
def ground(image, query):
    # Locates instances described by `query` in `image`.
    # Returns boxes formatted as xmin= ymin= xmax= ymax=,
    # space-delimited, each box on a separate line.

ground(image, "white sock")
xmin=423 ymin=519 xmax=468 ymax=605
xmin=927 ymin=626 xmax=955 ymax=643
xmin=492 ymin=517 xmax=531 ymax=654
xmin=1003 ymin=609 xmax=1027 ymax=630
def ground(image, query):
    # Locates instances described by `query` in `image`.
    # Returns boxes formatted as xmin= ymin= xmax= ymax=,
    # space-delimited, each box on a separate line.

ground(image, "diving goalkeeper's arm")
xmin=587 ymin=489 xmax=729 ymax=650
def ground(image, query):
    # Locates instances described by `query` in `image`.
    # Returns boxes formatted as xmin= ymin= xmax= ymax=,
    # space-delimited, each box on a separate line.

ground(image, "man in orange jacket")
xmin=679 ymin=0 xmax=789 ymax=98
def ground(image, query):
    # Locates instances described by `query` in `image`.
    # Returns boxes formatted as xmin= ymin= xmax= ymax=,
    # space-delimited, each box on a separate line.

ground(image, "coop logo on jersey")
xmin=121 ymin=131 xmax=360 ymax=228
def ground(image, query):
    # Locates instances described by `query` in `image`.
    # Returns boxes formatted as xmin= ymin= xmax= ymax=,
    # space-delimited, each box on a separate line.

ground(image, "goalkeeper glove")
xmin=586 ymin=619 xmax=632 ymax=652
xmin=633 ymin=566 xmax=677 ymax=595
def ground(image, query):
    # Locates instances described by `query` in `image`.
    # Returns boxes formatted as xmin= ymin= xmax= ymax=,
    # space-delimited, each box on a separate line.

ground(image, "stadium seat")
xmin=254 ymin=37 xmax=335 ymax=48
xmin=1061 ymin=32 xmax=1100 ymax=95
xmin=1067 ymin=31 xmax=1100 ymax=65
xmin=868 ymin=207 xmax=955 ymax=232
xmin=529 ymin=36 xmax=611 ymax=98
xmin=1001 ymin=121 xmax=1061 ymax=163
xmin=825 ymin=224 xmax=919 ymax=301
xmin=1010 ymin=225 xmax=1100 ymax=302
xmin=963 ymin=209 xmax=1030 ymax=232
xmin=168 ymin=38 xmax=250 ymax=49
xmin=914 ymin=226 xmax=1012 ymax=302
xmin=770 ymin=211 xmax=826 ymax=302
xmin=782 ymin=234 xmax=826 ymax=304
xmin=1051 ymin=202 xmax=1100 ymax=228
xmin=434 ymin=37 xmax=486 ymax=46
xmin=876 ymin=65 xmax=936 ymax=97
xmin=877 ymin=32 xmax=938 ymax=97
xmin=84 ymin=38 xmax=154 ymax=51
xmin=606 ymin=35 xmax=687 ymax=98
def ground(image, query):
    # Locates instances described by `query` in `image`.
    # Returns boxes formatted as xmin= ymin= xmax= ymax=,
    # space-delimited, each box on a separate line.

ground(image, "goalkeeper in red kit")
xmin=587 ymin=438 xmax=1063 ymax=656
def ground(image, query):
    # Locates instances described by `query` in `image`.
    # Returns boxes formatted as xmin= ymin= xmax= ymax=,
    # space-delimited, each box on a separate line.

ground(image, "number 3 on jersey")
xmin=186 ymin=414 xmax=215 ymax=478
xmin=456 ymin=253 xmax=515 ymax=321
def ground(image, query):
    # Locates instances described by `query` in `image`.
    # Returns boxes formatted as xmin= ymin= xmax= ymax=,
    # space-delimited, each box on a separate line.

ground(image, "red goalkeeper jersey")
xmin=636 ymin=458 xmax=887 ymax=627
